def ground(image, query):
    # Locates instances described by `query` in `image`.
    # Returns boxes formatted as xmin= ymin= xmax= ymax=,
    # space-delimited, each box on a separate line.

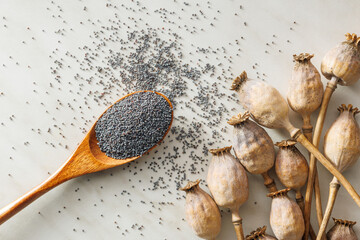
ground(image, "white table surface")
xmin=1 ymin=0 xmax=360 ymax=239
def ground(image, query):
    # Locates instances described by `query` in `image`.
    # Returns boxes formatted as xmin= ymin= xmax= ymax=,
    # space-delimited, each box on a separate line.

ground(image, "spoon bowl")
xmin=0 ymin=90 xmax=173 ymax=225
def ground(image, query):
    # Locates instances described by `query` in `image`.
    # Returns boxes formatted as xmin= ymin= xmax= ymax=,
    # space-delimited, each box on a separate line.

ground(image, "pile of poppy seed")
xmin=51 ymin=24 xmax=234 ymax=189
xmin=95 ymin=91 xmax=172 ymax=159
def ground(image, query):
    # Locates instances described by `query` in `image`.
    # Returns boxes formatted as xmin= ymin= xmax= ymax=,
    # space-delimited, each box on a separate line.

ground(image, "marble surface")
xmin=0 ymin=0 xmax=360 ymax=239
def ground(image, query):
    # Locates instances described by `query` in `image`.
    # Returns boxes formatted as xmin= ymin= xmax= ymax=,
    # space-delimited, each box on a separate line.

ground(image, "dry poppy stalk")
xmin=287 ymin=53 xmax=324 ymax=226
xmin=327 ymin=218 xmax=358 ymax=240
xmin=267 ymin=188 xmax=305 ymax=240
xmin=207 ymin=146 xmax=249 ymax=240
xmin=317 ymin=104 xmax=360 ymax=240
xmin=228 ymin=112 xmax=277 ymax=193
xmin=304 ymin=33 xmax=360 ymax=240
xmin=245 ymin=226 xmax=277 ymax=240
xmin=180 ymin=179 xmax=221 ymax=240
xmin=230 ymin=71 xmax=360 ymax=208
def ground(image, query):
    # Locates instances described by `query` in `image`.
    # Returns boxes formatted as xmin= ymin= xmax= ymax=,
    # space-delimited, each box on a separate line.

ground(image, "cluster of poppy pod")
xmin=181 ymin=33 xmax=360 ymax=240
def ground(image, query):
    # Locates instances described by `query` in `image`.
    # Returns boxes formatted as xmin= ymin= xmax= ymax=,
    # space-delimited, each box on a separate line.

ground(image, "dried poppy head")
xmin=228 ymin=112 xmax=275 ymax=175
xmin=231 ymin=71 xmax=297 ymax=136
xmin=326 ymin=218 xmax=357 ymax=240
xmin=321 ymin=33 xmax=360 ymax=86
xmin=275 ymin=139 xmax=309 ymax=191
xmin=288 ymin=53 xmax=323 ymax=125
xmin=207 ymin=146 xmax=249 ymax=240
xmin=180 ymin=180 xmax=221 ymax=240
xmin=324 ymin=104 xmax=360 ymax=173
xmin=267 ymin=188 xmax=305 ymax=240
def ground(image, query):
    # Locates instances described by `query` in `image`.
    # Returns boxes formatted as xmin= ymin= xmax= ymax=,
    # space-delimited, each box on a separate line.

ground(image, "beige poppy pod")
xmin=275 ymin=140 xmax=309 ymax=191
xmin=180 ymin=180 xmax=221 ymax=240
xmin=230 ymin=71 xmax=292 ymax=131
xmin=207 ymin=146 xmax=249 ymax=240
xmin=267 ymin=189 xmax=305 ymax=240
xmin=317 ymin=104 xmax=360 ymax=239
xmin=324 ymin=104 xmax=360 ymax=173
xmin=287 ymin=53 xmax=324 ymax=125
xmin=245 ymin=226 xmax=277 ymax=240
xmin=326 ymin=218 xmax=358 ymax=240
xmin=321 ymin=33 xmax=360 ymax=86
xmin=228 ymin=112 xmax=275 ymax=175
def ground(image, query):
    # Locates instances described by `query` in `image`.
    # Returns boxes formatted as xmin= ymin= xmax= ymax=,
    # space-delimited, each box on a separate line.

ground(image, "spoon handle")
xmin=0 ymin=166 xmax=71 ymax=225
xmin=0 ymin=147 xmax=101 ymax=225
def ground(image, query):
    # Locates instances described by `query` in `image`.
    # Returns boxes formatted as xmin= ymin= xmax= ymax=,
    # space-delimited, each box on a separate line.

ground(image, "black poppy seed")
xmin=95 ymin=91 xmax=172 ymax=159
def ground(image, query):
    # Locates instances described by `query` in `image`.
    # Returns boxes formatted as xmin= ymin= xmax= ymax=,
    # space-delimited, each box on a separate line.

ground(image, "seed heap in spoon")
xmin=95 ymin=91 xmax=173 ymax=159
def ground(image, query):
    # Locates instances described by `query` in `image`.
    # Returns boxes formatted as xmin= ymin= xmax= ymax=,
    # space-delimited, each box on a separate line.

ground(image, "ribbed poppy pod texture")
xmin=287 ymin=53 xmax=323 ymax=125
xmin=275 ymin=140 xmax=309 ymax=191
xmin=228 ymin=112 xmax=275 ymax=175
xmin=324 ymin=104 xmax=360 ymax=173
xmin=326 ymin=218 xmax=358 ymax=240
xmin=317 ymin=104 xmax=360 ymax=239
xmin=207 ymin=146 xmax=249 ymax=212
xmin=180 ymin=180 xmax=221 ymax=240
xmin=245 ymin=226 xmax=277 ymax=240
xmin=230 ymin=71 xmax=292 ymax=130
xmin=321 ymin=33 xmax=360 ymax=86
xmin=267 ymin=189 xmax=305 ymax=240
xmin=207 ymin=146 xmax=249 ymax=240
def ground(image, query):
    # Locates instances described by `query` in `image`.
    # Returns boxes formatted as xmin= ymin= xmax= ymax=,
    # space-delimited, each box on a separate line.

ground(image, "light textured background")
xmin=0 ymin=0 xmax=360 ymax=239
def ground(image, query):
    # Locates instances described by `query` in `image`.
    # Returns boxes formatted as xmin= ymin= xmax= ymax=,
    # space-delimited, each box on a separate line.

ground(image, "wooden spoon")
xmin=0 ymin=90 xmax=173 ymax=225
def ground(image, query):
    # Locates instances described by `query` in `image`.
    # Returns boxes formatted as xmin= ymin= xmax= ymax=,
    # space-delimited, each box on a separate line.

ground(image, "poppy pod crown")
xmin=246 ymin=226 xmax=267 ymax=240
xmin=209 ymin=146 xmax=232 ymax=155
xmin=227 ymin=112 xmax=251 ymax=126
xmin=338 ymin=104 xmax=360 ymax=116
xmin=345 ymin=33 xmax=360 ymax=47
xmin=275 ymin=139 xmax=297 ymax=148
xmin=180 ymin=179 xmax=200 ymax=192
xmin=267 ymin=188 xmax=291 ymax=198
xmin=293 ymin=53 xmax=314 ymax=62
xmin=230 ymin=71 xmax=248 ymax=91
xmin=333 ymin=217 xmax=356 ymax=227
